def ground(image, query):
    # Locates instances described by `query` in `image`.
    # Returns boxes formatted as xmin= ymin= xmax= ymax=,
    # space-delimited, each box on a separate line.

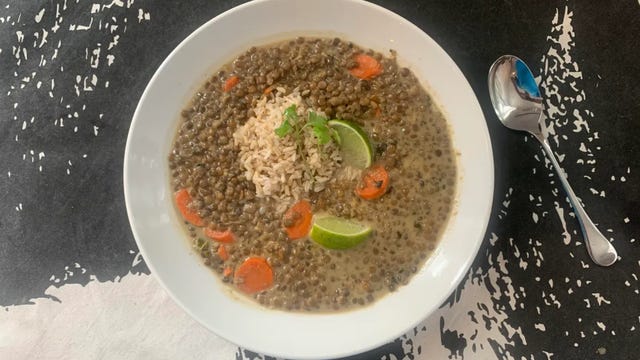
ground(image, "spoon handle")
xmin=534 ymin=134 xmax=618 ymax=266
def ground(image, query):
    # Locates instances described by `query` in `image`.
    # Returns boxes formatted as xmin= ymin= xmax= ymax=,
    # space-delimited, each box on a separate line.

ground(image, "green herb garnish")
xmin=275 ymin=105 xmax=339 ymax=146
xmin=307 ymin=111 xmax=332 ymax=145
xmin=275 ymin=104 xmax=298 ymax=137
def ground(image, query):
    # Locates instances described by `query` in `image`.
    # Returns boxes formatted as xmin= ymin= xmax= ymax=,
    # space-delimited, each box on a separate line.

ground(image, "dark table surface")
xmin=2 ymin=1 xmax=639 ymax=359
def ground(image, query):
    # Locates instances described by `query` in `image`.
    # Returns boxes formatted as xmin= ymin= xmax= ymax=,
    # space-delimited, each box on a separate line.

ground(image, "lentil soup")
xmin=168 ymin=37 xmax=456 ymax=312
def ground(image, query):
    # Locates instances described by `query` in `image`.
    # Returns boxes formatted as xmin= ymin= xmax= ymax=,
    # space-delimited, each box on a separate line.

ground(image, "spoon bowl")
xmin=488 ymin=55 xmax=544 ymax=136
xmin=488 ymin=55 xmax=618 ymax=267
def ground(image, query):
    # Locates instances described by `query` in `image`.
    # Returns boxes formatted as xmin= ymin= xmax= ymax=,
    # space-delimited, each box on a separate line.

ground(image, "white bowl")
xmin=124 ymin=0 xmax=493 ymax=358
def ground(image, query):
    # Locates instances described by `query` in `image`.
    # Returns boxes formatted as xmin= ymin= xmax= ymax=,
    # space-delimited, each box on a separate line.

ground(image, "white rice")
xmin=233 ymin=88 xmax=343 ymax=213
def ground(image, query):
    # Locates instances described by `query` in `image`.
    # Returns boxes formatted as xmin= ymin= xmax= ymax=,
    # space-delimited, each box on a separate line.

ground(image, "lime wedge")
xmin=309 ymin=215 xmax=372 ymax=250
xmin=328 ymin=120 xmax=373 ymax=169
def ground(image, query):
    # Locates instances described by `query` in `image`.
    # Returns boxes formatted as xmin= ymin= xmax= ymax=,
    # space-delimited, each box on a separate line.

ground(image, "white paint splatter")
xmin=0 ymin=274 xmax=238 ymax=359
xmin=34 ymin=8 xmax=45 ymax=23
xmin=591 ymin=293 xmax=611 ymax=306
xmin=2 ymin=0 xmax=150 ymax=180
xmin=554 ymin=202 xmax=572 ymax=245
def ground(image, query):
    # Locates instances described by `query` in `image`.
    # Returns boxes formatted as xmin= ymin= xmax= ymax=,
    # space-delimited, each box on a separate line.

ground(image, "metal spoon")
xmin=488 ymin=55 xmax=618 ymax=267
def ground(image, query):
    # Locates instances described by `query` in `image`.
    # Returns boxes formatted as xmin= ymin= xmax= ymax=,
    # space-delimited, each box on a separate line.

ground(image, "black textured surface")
xmin=1 ymin=1 xmax=639 ymax=358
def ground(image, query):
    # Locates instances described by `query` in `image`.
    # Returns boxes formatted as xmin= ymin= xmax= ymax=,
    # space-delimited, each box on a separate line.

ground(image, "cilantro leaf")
xmin=274 ymin=119 xmax=293 ymax=137
xmin=307 ymin=112 xmax=332 ymax=145
xmin=307 ymin=111 xmax=327 ymax=127
xmin=283 ymin=104 xmax=299 ymax=125
xmin=275 ymin=104 xmax=299 ymax=138
xmin=312 ymin=124 xmax=331 ymax=145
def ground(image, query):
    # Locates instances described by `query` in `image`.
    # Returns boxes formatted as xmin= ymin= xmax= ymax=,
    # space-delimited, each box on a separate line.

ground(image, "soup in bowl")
xmin=124 ymin=0 xmax=493 ymax=358
xmin=170 ymin=36 xmax=457 ymax=312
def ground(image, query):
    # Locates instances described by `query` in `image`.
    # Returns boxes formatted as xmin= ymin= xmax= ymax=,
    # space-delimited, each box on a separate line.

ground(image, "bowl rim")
xmin=124 ymin=0 xmax=494 ymax=358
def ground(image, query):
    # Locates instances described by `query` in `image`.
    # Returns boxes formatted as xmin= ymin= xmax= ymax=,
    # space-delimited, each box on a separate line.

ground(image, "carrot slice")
xmin=205 ymin=228 xmax=235 ymax=243
xmin=234 ymin=256 xmax=274 ymax=294
xmin=355 ymin=165 xmax=390 ymax=200
xmin=223 ymin=75 xmax=240 ymax=92
xmin=349 ymin=54 xmax=383 ymax=80
xmin=283 ymin=200 xmax=313 ymax=240
xmin=223 ymin=266 xmax=233 ymax=277
xmin=263 ymin=85 xmax=275 ymax=95
xmin=174 ymin=189 xmax=204 ymax=226
xmin=217 ymin=244 xmax=229 ymax=261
